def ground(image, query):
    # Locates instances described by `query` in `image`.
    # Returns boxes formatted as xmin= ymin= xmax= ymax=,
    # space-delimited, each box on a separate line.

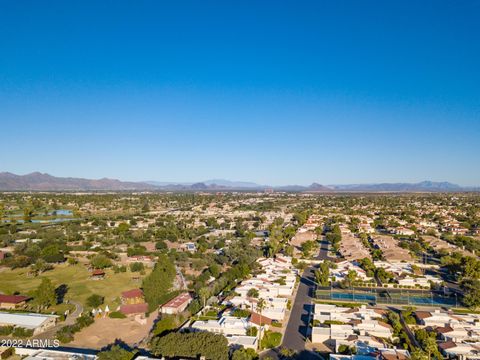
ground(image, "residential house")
xmin=0 ymin=312 xmax=58 ymax=335
xmin=0 ymin=294 xmax=29 ymax=310
xmin=121 ymin=289 xmax=145 ymax=305
xmin=160 ymin=293 xmax=192 ymax=315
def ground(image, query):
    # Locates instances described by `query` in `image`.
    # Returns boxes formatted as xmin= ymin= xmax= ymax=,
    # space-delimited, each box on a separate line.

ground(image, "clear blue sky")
xmin=1 ymin=1 xmax=479 ymax=186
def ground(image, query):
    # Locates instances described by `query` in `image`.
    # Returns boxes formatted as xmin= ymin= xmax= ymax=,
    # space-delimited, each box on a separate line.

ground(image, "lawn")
xmin=0 ymin=264 xmax=151 ymax=310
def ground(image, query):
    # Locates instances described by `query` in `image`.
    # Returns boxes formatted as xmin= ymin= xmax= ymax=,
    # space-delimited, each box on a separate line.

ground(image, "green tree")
xmin=232 ymin=348 xmax=259 ymax=360
xmin=23 ymin=207 xmax=33 ymax=222
xmin=199 ymin=287 xmax=210 ymax=314
xmin=151 ymin=332 xmax=229 ymax=360
xmin=31 ymin=259 xmax=52 ymax=275
xmin=411 ymin=349 xmax=428 ymax=360
xmin=90 ymin=254 xmax=112 ymax=269
xmin=142 ymin=254 xmax=176 ymax=311
xmin=34 ymin=278 xmax=56 ymax=311
xmin=86 ymin=294 xmax=104 ymax=308
xmin=315 ymin=262 xmax=330 ymax=286
xmin=461 ymin=278 xmax=480 ymax=309
xmin=97 ymin=345 xmax=135 ymax=360
xmin=247 ymin=288 xmax=259 ymax=298
xmin=256 ymin=297 xmax=266 ymax=349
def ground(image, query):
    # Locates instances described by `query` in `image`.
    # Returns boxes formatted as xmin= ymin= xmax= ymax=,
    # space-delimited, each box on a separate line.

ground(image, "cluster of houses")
xmin=330 ymin=260 xmax=373 ymax=284
xmin=338 ymin=228 xmax=371 ymax=261
xmin=117 ymin=289 xmax=192 ymax=317
xmin=328 ymin=260 xmax=443 ymax=289
xmin=415 ymin=309 xmax=480 ymax=359
xmin=228 ymin=255 xmax=297 ymax=320
xmin=330 ymin=342 xmax=411 ymax=360
xmin=374 ymin=262 xmax=443 ymax=288
xmin=190 ymin=255 xmax=298 ymax=350
xmin=311 ymin=304 xmax=394 ymax=352
xmin=370 ymin=235 xmax=412 ymax=262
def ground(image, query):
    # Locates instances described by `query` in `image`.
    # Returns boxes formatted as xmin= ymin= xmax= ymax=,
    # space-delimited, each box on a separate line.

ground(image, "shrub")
xmin=246 ymin=327 xmax=258 ymax=336
xmin=76 ymin=314 xmax=94 ymax=328
xmin=56 ymin=326 xmax=75 ymax=343
xmin=56 ymin=314 xmax=94 ymax=343
xmin=232 ymin=347 xmax=259 ymax=360
xmin=109 ymin=311 xmax=127 ymax=319
xmin=232 ymin=309 xmax=251 ymax=318
xmin=12 ymin=327 xmax=34 ymax=338
xmin=129 ymin=262 xmax=145 ymax=272
xmin=0 ymin=326 xmax=13 ymax=336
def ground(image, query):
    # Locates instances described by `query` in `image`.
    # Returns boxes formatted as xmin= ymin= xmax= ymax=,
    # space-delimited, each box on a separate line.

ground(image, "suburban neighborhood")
xmin=0 ymin=191 xmax=479 ymax=360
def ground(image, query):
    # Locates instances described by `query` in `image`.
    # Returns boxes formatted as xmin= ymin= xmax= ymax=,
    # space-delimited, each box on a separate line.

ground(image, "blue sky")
xmin=1 ymin=1 xmax=479 ymax=186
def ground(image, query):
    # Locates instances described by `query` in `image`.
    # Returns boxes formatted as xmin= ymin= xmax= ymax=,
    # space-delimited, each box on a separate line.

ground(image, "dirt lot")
xmin=70 ymin=310 xmax=158 ymax=349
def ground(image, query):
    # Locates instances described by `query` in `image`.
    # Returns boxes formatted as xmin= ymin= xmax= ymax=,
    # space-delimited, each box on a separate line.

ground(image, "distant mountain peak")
xmin=0 ymin=172 xmax=156 ymax=191
xmin=307 ymin=183 xmax=332 ymax=191
xmin=0 ymin=172 xmax=476 ymax=192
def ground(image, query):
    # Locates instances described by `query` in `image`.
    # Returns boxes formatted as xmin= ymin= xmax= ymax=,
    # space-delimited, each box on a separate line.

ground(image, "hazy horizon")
xmin=1 ymin=170 xmax=478 ymax=188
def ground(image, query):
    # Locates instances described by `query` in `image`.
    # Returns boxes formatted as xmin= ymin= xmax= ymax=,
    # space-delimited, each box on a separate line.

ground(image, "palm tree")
xmin=256 ymin=297 xmax=266 ymax=350
xmin=199 ymin=287 xmax=210 ymax=315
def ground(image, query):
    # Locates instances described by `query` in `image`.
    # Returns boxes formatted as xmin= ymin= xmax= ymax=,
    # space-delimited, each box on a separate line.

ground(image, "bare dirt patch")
xmin=70 ymin=310 xmax=158 ymax=349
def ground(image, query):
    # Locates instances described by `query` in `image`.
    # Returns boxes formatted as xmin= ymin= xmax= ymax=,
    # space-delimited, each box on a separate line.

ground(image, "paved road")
xmin=316 ymin=240 xmax=331 ymax=260
xmin=34 ymin=300 xmax=84 ymax=340
xmin=282 ymin=266 xmax=316 ymax=352
xmin=65 ymin=300 xmax=84 ymax=325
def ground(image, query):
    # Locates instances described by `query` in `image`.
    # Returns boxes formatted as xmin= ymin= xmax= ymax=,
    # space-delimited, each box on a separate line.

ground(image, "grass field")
xmin=0 ymin=264 xmax=151 ymax=310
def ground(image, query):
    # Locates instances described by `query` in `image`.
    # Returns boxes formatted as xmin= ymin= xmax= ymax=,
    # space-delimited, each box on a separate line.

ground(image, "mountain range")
xmin=0 ymin=172 xmax=477 ymax=192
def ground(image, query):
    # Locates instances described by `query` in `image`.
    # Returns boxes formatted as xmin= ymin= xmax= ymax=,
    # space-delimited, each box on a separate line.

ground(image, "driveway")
xmin=34 ymin=300 xmax=84 ymax=340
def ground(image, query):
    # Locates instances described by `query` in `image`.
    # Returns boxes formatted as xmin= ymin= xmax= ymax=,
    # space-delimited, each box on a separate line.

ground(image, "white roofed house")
xmin=431 ymin=312 xmax=480 ymax=359
xmin=222 ymin=255 xmax=296 ymax=332
xmin=331 ymin=261 xmax=373 ymax=283
xmin=311 ymin=304 xmax=392 ymax=351
xmin=191 ymin=316 xmax=250 ymax=336
xmin=414 ymin=310 xmax=461 ymax=327
xmin=0 ymin=312 xmax=58 ymax=335
xmin=438 ymin=341 xmax=480 ymax=359
xmin=390 ymin=227 xmax=415 ymax=236
xmin=190 ymin=316 xmax=258 ymax=350
xmin=14 ymin=347 xmax=96 ymax=360
xmin=397 ymin=274 xmax=442 ymax=288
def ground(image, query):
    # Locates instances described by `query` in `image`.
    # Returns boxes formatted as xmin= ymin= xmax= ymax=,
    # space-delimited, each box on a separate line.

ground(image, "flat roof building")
xmin=0 ymin=312 xmax=58 ymax=335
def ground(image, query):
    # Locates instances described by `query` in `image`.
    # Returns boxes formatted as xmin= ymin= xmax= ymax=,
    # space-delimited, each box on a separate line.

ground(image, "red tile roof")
xmin=121 ymin=289 xmax=144 ymax=299
xmin=120 ymin=303 xmax=149 ymax=315
xmin=250 ymin=312 xmax=273 ymax=326
xmin=161 ymin=293 xmax=192 ymax=309
xmin=415 ymin=311 xmax=432 ymax=319
xmin=0 ymin=294 xmax=29 ymax=304
xmin=439 ymin=341 xmax=457 ymax=350
xmin=437 ymin=325 xmax=454 ymax=334
xmin=91 ymin=269 xmax=105 ymax=276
